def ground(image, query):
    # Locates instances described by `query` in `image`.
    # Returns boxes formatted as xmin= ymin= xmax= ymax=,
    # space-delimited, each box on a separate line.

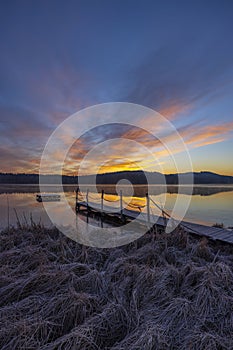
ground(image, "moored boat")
xmin=36 ymin=194 xmax=61 ymax=202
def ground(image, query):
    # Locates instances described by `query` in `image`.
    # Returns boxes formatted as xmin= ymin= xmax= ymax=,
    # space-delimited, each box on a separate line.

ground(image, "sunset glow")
xmin=0 ymin=1 xmax=232 ymax=176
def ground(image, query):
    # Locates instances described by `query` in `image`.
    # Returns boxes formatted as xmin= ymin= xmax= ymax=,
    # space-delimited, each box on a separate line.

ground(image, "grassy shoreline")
xmin=0 ymin=225 xmax=233 ymax=349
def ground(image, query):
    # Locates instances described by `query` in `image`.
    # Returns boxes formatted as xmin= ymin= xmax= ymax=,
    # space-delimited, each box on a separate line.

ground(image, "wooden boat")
xmin=36 ymin=194 xmax=61 ymax=202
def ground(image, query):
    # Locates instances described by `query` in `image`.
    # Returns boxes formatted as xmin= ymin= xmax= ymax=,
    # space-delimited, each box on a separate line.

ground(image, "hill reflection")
xmin=0 ymin=184 xmax=233 ymax=197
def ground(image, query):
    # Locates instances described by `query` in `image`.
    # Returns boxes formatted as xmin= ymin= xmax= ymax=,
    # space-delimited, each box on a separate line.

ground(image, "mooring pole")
xmin=86 ymin=189 xmax=89 ymax=213
xmin=76 ymin=187 xmax=80 ymax=212
xmin=75 ymin=189 xmax=77 ymax=212
xmin=101 ymin=189 xmax=104 ymax=220
xmin=146 ymin=192 xmax=150 ymax=225
xmin=120 ymin=190 xmax=123 ymax=221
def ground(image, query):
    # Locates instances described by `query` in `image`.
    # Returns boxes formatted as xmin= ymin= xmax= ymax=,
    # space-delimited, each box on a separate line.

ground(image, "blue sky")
xmin=0 ymin=0 xmax=233 ymax=174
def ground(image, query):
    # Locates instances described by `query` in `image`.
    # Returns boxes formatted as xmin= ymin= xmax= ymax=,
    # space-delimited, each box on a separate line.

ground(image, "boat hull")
xmin=36 ymin=194 xmax=61 ymax=202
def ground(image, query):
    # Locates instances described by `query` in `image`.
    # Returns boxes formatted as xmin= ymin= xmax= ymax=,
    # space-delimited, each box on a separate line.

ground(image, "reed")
xmin=0 ymin=224 xmax=232 ymax=349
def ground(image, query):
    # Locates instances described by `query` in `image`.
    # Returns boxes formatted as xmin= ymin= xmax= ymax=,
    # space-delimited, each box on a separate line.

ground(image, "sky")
xmin=0 ymin=0 xmax=233 ymax=175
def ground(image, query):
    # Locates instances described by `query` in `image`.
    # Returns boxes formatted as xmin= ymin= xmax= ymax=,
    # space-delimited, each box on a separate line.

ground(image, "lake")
xmin=0 ymin=184 xmax=233 ymax=230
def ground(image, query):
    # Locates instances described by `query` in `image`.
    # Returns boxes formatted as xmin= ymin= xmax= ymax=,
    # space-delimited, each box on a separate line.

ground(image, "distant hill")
xmin=0 ymin=171 xmax=233 ymax=185
xmin=0 ymin=173 xmax=77 ymax=185
xmin=166 ymin=171 xmax=233 ymax=185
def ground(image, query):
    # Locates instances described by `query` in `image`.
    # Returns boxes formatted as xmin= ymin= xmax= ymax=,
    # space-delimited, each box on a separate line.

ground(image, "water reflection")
xmin=1 ymin=184 xmax=233 ymax=197
xmin=0 ymin=184 xmax=232 ymax=230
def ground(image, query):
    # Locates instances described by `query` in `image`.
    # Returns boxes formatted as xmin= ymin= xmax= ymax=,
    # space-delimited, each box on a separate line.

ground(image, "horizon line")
xmin=1 ymin=170 xmax=233 ymax=177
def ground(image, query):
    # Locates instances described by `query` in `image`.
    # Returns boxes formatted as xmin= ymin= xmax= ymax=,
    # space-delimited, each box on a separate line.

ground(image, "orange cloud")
xmin=183 ymin=121 xmax=233 ymax=148
xmin=158 ymin=102 xmax=191 ymax=120
xmin=60 ymin=119 xmax=233 ymax=176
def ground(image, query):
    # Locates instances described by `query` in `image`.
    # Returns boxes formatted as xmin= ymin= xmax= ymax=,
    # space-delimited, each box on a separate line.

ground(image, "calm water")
xmin=0 ymin=184 xmax=233 ymax=230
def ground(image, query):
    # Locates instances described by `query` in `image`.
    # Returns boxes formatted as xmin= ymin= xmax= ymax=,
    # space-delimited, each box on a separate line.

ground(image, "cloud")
xmin=0 ymin=105 xmax=52 ymax=140
xmin=0 ymin=144 xmax=40 ymax=173
xmin=1 ymin=101 xmax=232 ymax=175
xmin=183 ymin=121 xmax=233 ymax=148
xmin=61 ymin=118 xmax=233 ymax=175
xmin=1 ymin=18 xmax=233 ymax=175
xmin=0 ymin=105 xmax=52 ymax=172
xmin=125 ymin=39 xmax=233 ymax=118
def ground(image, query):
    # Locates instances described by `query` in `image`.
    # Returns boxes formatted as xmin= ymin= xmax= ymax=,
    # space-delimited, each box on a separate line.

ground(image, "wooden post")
xmin=146 ymin=192 xmax=150 ymax=225
xmin=76 ymin=188 xmax=80 ymax=212
xmin=75 ymin=189 xmax=77 ymax=212
xmin=120 ymin=190 xmax=123 ymax=221
xmin=75 ymin=188 xmax=79 ymax=228
xmin=101 ymin=189 xmax=104 ymax=221
xmin=86 ymin=189 xmax=89 ymax=213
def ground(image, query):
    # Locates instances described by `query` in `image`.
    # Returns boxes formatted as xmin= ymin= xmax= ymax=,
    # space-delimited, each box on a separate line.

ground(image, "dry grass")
xmin=0 ymin=224 xmax=233 ymax=349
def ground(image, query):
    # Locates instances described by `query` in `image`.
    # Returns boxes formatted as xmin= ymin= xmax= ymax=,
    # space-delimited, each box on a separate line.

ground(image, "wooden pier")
xmin=75 ymin=189 xmax=233 ymax=245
